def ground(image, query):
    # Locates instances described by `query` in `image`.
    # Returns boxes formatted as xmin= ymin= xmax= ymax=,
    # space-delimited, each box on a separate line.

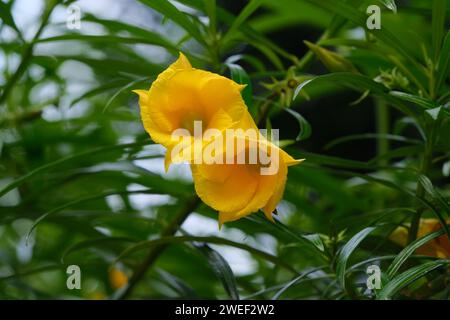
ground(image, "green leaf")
xmin=0 ymin=1 xmax=22 ymax=38
xmin=386 ymin=229 xmax=445 ymax=279
xmin=336 ymin=226 xmax=377 ymax=289
xmin=425 ymin=106 xmax=443 ymax=121
xmin=69 ymin=79 xmax=131 ymax=107
xmin=195 ymin=243 xmax=239 ymax=300
xmin=156 ymin=269 xmax=198 ymax=298
xmin=378 ymin=0 xmax=397 ymax=13
xmin=0 ymin=264 xmax=61 ymax=281
xmin=33 ymin=55 xmax=162 ymax=77
xmin=417 ymin=175 xmax=450 ymax=235
xmin=304 ymin=40 xmax=359 ymax=73
xmin=138 ymin=0 xmax=206 ymax=45
xmin=294 ymin=73 xmax=388 ymax=100
xmin=436 ymin=31 xmax=450 ymax=94
xmin=303 ymin=0 xmax=421 ymax=68
xmin=26 ymin=189 xmax=158 ymax=244
xmin=271 ymin=266 xmax=325 ymax=300
xmin=179 ymin=0 xmax=294 ymax=68
xmin=378 ymin=260 xmax=450 ymax=299
xmin=389 ymin=91 xmax=437 ymax=109
xmin=431 ymin=0 xmax=447 ymax=62
xmin=285 ymin=108 xmax=312 ymax=141
xmin=62 ymin=237 xmax=137 ymax=263
xmin=325 ymin=133 xmax=422 ymax=150
xmin=204 ymin=0 xmax=217 ymax=35
xmin=293 ymin=73 xmax=418 ymax=118
xmin=0 ymin=142 xmax=145 ymax=199
xmin=301 ymin=234 xmax=325 ymax=252
xmin=37 ymin=34 xmax=178 ymax=53
xmin=223 ymin=0 xmax=263 ymax=42
xmin=103 ymin=77 xmax=151 ymax=112
xmin=296 ymin=151 xmax=376 ymax=170
xmin=116 ymin=235 xmax=298 ymax=275
xmin=335 ymin=173 xmax=450 ymax=239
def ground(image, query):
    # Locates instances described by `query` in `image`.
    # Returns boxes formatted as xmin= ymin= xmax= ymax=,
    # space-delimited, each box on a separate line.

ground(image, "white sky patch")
xmin=270 ymin=200 xmax=298 ymax=224
xmin=133 ymin=157 xmax=193 ymax=182
xmin=182 ymin=214 xmax=258 ymax=276
xmin=29 ymin=81 xmax=59 ymax=104
xmin=348 ymin=27 xmax=366 ymax=39
xmin=106 ymin=194 xmax=125 ymax=213
xmin=12 ymin=219 xmax=35 ymax=264
xmin=94 ymin=226 xmax=112 ymax=236
xmin=127 ymin=183 xmax=175 ymax=211
xmin=0 ymin=178 xmax=21 ymax=206
xmin=12 ymin=0 xmax=44 ymax=39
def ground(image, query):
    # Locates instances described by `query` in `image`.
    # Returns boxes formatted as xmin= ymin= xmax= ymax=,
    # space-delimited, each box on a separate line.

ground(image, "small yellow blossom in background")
xmin=390 ymin=219 xmax=450 ymax=258
xmin=134 ymin=53 xmax=247 ymax=171
xmin=135 ymin=53 xmax=303 ymax=224
xmin=109 ymin=267 xmax=128 ymax=290
xmin=87 ymin=292 xmax=106 ymax=300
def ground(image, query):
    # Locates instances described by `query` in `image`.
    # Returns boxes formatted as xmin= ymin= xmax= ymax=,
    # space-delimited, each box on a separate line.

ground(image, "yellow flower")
xmin=390 ymin=219 xmax=450 ymax=259
xmin=134 ymin=53 xmax=247 ymax=170
xmin=192 ymin=113 xmax=303 ymax=225
xmin=87 ymin=292 xmax=106 ymax=300
xmin=109 ymin=267 xmax=128 ymax=290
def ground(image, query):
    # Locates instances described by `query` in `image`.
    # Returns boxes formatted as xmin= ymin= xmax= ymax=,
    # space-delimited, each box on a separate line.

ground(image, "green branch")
xmin=116 ymin=196 xmax=201 ymax=299
xmin=0 ymin=0 xmax=58 ymax=105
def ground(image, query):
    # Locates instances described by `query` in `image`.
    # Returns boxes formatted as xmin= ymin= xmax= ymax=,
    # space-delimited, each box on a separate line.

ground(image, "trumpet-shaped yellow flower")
xmin=390 ymin=219 xmax=450 ymax=258
xmin=135 ymin=53 xmax=303 ymax=224
xmin=134 ymin=53 xmax=247 ymax=170
xmin=192 ymin=113 xmax=303 ymax=225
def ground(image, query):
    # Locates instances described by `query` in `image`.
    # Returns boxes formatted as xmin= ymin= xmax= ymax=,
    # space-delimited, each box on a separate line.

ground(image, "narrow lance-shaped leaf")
xmin=0 ymin=1 xmax=23 ymax=39
xmin=378 ymin=260 xmax=450 ymax=299
xmin=431 ymin=0 xmax=447 ymax=62
xmin=378 ymin=0 xmax=397 ymax=13
xmin=303 ymin=0 xmax=422 ymax=69
xmin=138 ymin=0 xmax=206 ymax=45
xmin=62 ymin=237 xmax=137 ymax=263
xmin=224 ymin=63 xmax=254 ymax=112
xmin=223 ymin=0 xmax=263 ymax=42
xmin=304 ymin=40 xmax=359 ymax=73
xmin=0 ymin=142 xmax=145 ymax=199
xmin=115 ymin=236 xmax=298 ymax=275
xmin=389 ymin=91 xmax=437 ymax=110
xmin=156 ymin=269 xmax=198 ymax=298
xmin=26 ymin=189 xmax=158 ymax=244
xmin=386 ymin=229 xmax=445 ymax=279
xmin=436 ymin=31 xmax=450 ymax=94
xmin=285 ymin=108 xmax=312 ymax=141
xmin=294 ymin=73 xmax=388 ymax=100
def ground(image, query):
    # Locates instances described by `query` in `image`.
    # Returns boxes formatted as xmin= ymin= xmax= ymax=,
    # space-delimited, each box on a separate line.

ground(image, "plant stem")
xmin=0 ymin=0 xmax=57 ymax=105
xmin=117 ymin=196 xmax=201 ymax=299
xmin=256 ymin=92 xmax=278 ymax=127
xmin=375 ymin=99 xmax=389 ymax=166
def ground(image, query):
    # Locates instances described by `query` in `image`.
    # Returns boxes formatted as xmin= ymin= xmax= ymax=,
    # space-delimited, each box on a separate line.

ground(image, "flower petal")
xmin=192 ymin=163 xmax=259 ymax=213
